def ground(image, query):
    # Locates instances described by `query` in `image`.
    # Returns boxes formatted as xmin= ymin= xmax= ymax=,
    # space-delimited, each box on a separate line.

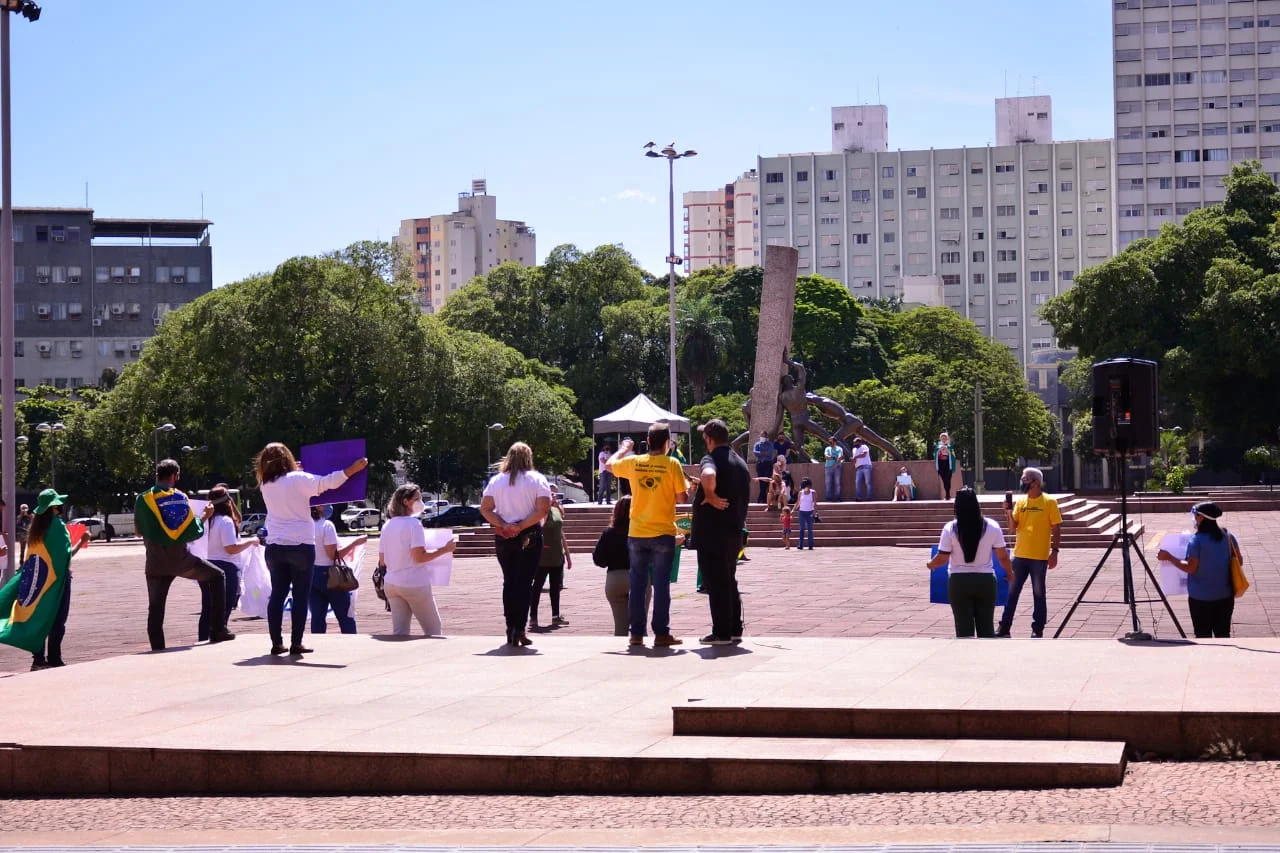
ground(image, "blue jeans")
xmin=1000 ymin=557 xmax=1048 ymax=634
xmin=855 ymin=466 xmax=872 ymax=501
xmin=798 ymin=510 xmax=815 ymax=549
xmin=598 ymin=471 xmax=614 ymax=503
xmin=198 ymin=559 xmax=241 ymax=642
xmin=266 ymin=543 xmax=315 ymax=647
xmin=627 ymin=535 xmax=676 ymax=638
xmin=824 ymin=465 xmax=841 ymax=500
xmin=310 ymin=565 xmax=357 ymax=634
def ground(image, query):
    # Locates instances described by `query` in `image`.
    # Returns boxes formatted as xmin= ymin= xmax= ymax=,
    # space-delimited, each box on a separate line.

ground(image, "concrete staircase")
xmin=452 ymin=494 xmax=1140 ymax=558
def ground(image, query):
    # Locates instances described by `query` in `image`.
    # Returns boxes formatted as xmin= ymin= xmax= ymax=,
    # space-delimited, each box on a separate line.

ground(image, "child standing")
xmin=781 ymin=506 xmax=793 ymax=550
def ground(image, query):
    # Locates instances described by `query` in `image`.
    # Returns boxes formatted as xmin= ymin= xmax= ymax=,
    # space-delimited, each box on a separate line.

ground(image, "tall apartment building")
xmin=11 ymin=208 xmax=212 ymax=391
xmin=759 ymin=137 xmax=1115 ymax=386
xmin=396 ymin=180 xmax=536 ymax=313
xmin=1113 ymin=0 xmax=1280 ymax=248
xmin=682 ymin=170 xmax=760 ymax=272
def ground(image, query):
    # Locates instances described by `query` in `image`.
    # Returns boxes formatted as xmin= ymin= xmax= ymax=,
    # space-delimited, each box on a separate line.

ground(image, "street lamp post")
xmin=152 ymin=422 xmax=175 ymax=466
xmin=644 ymin=142 xmax=696 ymax=417
xmin=1 ymin=0 xmax=41 ymax=582
xmin=486 ymin=422 xmax=504 ymax=472
xmin=35 ymin=421 xmax=64 ymax=488
xmin=180 ymin=444 xmax=208 ymax=490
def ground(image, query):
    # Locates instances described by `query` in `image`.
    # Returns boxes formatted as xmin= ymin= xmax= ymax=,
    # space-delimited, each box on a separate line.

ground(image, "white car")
xmin=339 ymin=503 xmax=376 ymax=524
xmin=418 ymin=500 xmax=452 ymax=521
xmin=346 ymin=508 xmax=383 ymax=530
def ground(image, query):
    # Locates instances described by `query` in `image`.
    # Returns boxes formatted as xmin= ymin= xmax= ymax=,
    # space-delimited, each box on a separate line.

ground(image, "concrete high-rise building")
xmin=11 ymin=208 xmax=212 ymax=391
xmin=996 ymin=96 xmax=1053 ymax=145
xmin=760 ymin=103 xmax=1115 ymax=390
xmin=682 ymin=170 xmax=760 ymax=272
xmin=1113 ymin=0 xmax=1280 ymax=249
xmin=396 ymin=180 xmax=536 ymax=313
xmin=831 ymin=105 xmax=890 ymax=153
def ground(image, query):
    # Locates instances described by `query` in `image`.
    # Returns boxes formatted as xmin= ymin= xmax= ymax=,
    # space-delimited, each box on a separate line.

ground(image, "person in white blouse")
xmin=255 ymin=442 xmax=367 ymax=657
xmin=480 ymin=442 xmax=552 ymax=647
xmin=926 ymin=488 xmax=1013 ymax=637
xmin=377 ymin=483 xmax=455 ymax=636
xmin=197 ymin=484 xmax=259 ymax=642
xmin=308 ymin=505 xmax=367 ymax=635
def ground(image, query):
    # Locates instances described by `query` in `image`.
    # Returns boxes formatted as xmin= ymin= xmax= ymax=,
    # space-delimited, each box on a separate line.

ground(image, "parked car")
xmin=418 ymin=500 xmax=453 ymax=521
xmin=239 ymin=513 xmax=267 ymax=536
xmin=71 ymin=517 xmax=111 ymax=542
xmin=422 ymin=505 xmax=484 ymax=528
xmin=346 ymin=508 xmax=383 ymax=531
xmin=339 ymin=503 xmax=376 ymax=525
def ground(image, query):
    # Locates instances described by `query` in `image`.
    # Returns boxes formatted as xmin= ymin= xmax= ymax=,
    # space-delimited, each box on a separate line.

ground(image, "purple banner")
xmin=300 ymin=438 xmax=367 ymax=506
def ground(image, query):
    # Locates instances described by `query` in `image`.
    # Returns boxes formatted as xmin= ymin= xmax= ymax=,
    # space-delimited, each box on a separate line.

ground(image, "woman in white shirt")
xmin=256 ymin=442 xmax=367 ymax=657
xmin=796 ymin=478 xmax=817 ymax=550
xmin=308 ymin=505 xmax=367 ymax=635
xmin=926 ymin=488 xmax=1013 ymax=637
xmin=197 ymin=485 xmax=259 ymax=642
xmin=479 ymin=442 xmax=552 ymax=647
xmin=377 ymin=483 xmax=455 ymax=636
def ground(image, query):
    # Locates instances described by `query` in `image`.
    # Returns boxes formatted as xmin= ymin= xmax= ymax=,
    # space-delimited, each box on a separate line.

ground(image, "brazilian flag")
xmin=0 ymin=518 xmax=71 ymax=653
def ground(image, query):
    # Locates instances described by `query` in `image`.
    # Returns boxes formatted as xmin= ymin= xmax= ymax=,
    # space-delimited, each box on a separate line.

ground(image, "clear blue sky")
xmin=10 ymin=0 xmax=1113 ymax=286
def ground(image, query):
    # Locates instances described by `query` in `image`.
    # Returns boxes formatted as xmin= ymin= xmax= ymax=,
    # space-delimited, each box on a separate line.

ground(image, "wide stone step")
xmin=672 ymin=703 xmax=1279 ymax=760
xmin=0 ymin=735 xmax=1125 ymax=795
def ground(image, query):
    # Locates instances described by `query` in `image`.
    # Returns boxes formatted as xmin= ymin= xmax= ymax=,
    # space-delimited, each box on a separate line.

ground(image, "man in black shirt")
xmin=693 ymin=418 xmax=751 ymax=645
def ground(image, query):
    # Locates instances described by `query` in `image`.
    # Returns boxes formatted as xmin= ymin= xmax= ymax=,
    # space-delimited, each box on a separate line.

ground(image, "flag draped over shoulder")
xmin=0 ymin=518 xmax=72 ymax=653
xmin=135 ymin=487 xmax=203 ymax=544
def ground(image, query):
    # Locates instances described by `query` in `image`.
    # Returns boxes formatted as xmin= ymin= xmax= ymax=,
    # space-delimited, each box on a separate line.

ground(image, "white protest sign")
xmin=1158 ymin=531 xmax=1192 ymax=596
xmin=422 ymin=528 xmax=454 ymax=586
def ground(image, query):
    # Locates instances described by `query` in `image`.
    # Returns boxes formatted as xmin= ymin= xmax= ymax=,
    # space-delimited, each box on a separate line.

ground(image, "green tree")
xmin=683 ymin=392 xmax=748 ymax=460
xmin=676 ymin=293 xmax=732 ymax=405
xmin=1042 ymin=161 xmax=1280 ymax=461
xmin=790 ymin=274 xmax=888 ymax=387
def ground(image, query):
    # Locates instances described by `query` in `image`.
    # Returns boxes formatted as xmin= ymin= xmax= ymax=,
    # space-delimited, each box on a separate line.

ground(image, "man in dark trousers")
xmin=694 ymin=418 xmax=751 ymax=645
xmin=136 ymin=458 xmax=236 ymax=651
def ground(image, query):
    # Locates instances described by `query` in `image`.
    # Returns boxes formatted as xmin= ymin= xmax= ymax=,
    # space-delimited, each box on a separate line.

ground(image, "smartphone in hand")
xmin=1004 ymin=491 xmax=1014 ymax=509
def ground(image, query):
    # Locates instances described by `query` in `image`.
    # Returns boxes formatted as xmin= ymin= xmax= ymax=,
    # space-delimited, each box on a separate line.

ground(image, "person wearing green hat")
xmin=0 ymin=488 xmax=91 ymax=669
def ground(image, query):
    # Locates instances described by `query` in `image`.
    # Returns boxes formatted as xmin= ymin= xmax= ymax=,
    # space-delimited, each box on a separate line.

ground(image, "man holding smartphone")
xmin=997 ymin=466 xmax=1062 ymax=638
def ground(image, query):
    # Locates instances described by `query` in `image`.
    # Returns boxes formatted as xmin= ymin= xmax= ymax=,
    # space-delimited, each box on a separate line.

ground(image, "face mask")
xmin=411 ymin=499 xmax=426 ymax=516
xmin=1019 ymin=481 xmax=1032 ymax=493
xmin=1190 ymin=511 xmax=1200 ymax=527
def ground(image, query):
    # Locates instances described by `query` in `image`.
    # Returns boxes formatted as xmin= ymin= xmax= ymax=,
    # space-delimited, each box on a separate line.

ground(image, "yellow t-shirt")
xmin=610 ymin=453 xmax=688 ymax=538
xmin=1012 ymin=493 xmax=1062 ymax=560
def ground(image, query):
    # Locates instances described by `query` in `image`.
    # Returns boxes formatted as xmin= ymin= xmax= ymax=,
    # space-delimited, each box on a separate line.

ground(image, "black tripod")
xmin=1054 ymin=453 xmax=1186 ymax=640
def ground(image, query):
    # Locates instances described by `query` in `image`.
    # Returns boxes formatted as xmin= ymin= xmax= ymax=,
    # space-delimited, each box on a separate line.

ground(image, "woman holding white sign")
xmin=1157 ymin=501 xmax=1241 ymax=639
xmin=377 ymin=483 xmax=456 ymax=636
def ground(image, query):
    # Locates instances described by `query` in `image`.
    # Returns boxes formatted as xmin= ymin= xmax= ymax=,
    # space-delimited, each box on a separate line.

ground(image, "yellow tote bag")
xmin=1228 ymin=531 xmax=1249 ymax=598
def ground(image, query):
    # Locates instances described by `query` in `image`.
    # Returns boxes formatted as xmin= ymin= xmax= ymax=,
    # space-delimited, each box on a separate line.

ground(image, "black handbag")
xmin=327 ymin=555 xmax=359 ymax=593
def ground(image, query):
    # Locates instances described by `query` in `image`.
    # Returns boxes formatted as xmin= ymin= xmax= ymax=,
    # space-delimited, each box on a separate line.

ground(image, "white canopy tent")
xmin=592 ymin=394 xmax=691 ymax=500
xmin=592 ymin=393 xmax=690 ymax=436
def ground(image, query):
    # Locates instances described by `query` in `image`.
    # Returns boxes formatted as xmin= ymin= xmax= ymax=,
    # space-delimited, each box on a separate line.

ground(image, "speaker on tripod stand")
xmin=1054 ymin=358 xmax=1187 ymax=640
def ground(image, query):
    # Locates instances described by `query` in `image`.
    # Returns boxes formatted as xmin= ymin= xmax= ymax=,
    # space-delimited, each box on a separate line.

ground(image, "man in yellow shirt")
xmin=997 ymin=466 xmax=1062 ymax=638
xmin=606 ymin=422 xmax=689 ymax=647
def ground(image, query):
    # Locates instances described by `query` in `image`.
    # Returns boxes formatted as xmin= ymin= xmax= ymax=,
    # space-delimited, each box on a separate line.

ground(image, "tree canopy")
xmin=1042 ymin=162 xmax=1280 ymax=465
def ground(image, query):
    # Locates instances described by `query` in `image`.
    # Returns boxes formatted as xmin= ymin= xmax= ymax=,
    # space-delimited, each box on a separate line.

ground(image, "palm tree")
xmin=677 ymin=294 xmax=732 ymax=405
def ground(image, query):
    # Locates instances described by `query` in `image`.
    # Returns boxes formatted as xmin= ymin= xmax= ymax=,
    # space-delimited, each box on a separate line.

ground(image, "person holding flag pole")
xmin=0 ymin=489 xmax=91 ymax=669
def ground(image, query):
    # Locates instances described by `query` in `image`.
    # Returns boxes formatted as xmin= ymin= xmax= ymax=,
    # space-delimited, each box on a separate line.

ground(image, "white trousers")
xmin=385 ymin=583 xmax=442 ymax=636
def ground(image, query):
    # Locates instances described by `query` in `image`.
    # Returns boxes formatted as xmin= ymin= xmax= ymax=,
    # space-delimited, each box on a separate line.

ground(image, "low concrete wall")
xmin=785 ymin=461 xmax=962 ymax=502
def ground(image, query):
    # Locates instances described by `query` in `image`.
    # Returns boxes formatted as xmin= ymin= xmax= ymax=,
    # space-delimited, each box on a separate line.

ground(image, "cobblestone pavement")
xmin=4 ymin=509 xmax=1280 ymax=841
xmin=1 ymin=763 xmax=1278 ymax=833
xmin=3 ymin=509 xmax=1279 ymax=674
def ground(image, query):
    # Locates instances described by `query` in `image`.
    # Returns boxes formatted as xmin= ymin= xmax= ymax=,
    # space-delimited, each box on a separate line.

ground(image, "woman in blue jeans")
xmin=309 ymin=505 xmax=366 ymax=634
xmin=256 ymin=442 xmax=367 ymax=657
xmin=796 ymin=478 xmax=816 ymax=550
xmin=198 ymin=485 xmax=260 ymax=641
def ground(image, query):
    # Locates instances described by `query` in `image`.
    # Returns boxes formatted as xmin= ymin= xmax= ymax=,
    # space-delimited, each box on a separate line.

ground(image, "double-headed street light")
xmin=486 ymin=422 xmax=504 ymax=471
xmin=644 ymin=142 xmax=697 ymax=417
xmin=35 ymin=421 xmax=64 ymax=488
xmin=0 ymin=0 xmax=42 ymax=582
xmin=153 ymin=422 xmax=176 ymax=466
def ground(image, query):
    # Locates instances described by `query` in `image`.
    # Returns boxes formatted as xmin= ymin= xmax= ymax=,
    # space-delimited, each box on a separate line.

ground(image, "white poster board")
xmin=186 ymin=499 xmax=210 ymax=561
xmin=237 ymin=536 xmax=367 ymax=622
xmin=422 ymin=528 xmax=454 ymax=586
xmin=1158 ymin=531 xmax=1192 ymax=596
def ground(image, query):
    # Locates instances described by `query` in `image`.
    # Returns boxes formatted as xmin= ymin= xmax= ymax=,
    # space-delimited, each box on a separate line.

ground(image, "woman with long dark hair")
xmin=23 ymin=489 xmax=91 ymax=670
xmin=926 ymin=487 xmax=1012 ymax=637
xmin=1158 ymin=501 xmax=1241 ymax=638
xmin=479 ymin=442 xmax=552 ymax=647
xmin=256 ymin=442 xmax=367 ymax=657
xmin=593 ymin=495 xmax=649 ymax=636
xmin=198 ymin=485 xmax=259 ymax=642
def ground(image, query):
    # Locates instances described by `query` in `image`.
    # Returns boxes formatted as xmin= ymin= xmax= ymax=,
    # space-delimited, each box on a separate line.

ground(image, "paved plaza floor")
xmin=2 ymin=509 xmax=1280 ymax=844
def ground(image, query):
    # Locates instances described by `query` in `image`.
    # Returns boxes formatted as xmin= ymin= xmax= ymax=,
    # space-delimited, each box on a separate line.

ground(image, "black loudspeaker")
xmin=1091 ymin=357 xmax=1159 ymax=456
